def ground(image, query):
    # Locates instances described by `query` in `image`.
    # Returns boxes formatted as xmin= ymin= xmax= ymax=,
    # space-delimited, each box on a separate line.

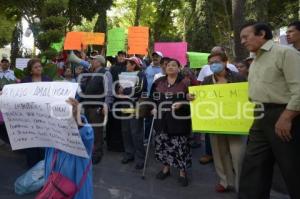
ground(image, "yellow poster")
xmin=189 ymin=82 xmax=254 ymax=135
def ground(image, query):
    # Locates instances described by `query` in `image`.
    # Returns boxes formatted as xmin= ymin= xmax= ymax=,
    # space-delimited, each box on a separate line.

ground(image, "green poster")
xmin=107 ymin=28 xmax=126 ymax=56
xmin=187 ymin=52 xmax=210 ymax=68
xmin=51 ymin=38 xmax=65 ymax=52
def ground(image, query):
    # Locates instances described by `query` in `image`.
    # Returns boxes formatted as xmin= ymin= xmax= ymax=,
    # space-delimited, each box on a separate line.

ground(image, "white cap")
xmin=152 ymin=51 xmax=163 ymax=58
xmin=90 ymin=55 xmax=106 ymax=65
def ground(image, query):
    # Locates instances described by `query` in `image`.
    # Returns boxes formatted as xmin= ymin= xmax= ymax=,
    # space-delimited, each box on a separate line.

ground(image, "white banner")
xmin=0 ymin=82 xmax=88 ymax=158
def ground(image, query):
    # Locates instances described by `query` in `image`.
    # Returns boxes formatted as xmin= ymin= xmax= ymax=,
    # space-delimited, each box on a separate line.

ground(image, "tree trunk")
xmin=134 ymin=0 xmax=142 ymax=26
xmin=232 ymin=0 xmax=248 ymax=61
xmin=10 ymin=21 xmax=22 ymax=69
xmin=186 ymin=0 xmax=215 ymax=52
xmin=93 ymin=12 xmax=107 ymax=33
xmin=93 ymin=10 xmax=107 ymax=53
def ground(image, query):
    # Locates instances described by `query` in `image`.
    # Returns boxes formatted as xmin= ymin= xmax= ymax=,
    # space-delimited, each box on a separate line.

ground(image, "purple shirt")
xmin=21 ymin=75 xmax=52 ymax=83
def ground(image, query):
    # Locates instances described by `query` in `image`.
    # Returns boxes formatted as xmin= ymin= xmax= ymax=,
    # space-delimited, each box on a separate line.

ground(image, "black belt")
xmin=262 ymin=103 xmax=287 ymax=109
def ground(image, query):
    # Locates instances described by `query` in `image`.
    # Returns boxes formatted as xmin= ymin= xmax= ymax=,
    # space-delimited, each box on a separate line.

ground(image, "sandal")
xmin=156 ymin=170 xmax=171 ymax=180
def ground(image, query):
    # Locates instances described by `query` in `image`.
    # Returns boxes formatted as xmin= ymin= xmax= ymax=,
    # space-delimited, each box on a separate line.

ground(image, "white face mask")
xmin=210 ymin=63 xmax=225 ymax=74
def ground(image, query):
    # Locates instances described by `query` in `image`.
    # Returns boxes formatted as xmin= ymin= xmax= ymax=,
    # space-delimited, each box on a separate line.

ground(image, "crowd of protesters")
xmin=0 ymin=21 xmax=300 ymax=199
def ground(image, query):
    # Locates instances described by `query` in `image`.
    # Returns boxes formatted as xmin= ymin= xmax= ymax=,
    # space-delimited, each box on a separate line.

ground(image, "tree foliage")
xmin=1 ymin=0 xmax=300 ymax=61
xmin=0 ymin=13 xmax=17 ymax=47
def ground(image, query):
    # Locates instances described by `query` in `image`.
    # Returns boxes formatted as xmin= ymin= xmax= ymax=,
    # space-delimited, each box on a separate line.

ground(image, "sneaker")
xmin=178 ymin=176 xmax=189 ymax=187
xmin=156 ymin=170 xmax=171 ymax=180
xmin=199 ymin=155 xmax=213 ymax=164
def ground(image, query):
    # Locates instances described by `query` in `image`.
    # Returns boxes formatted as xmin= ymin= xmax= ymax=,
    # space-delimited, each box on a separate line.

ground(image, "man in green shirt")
xmin=239 ymin=22 xmax=300 ymax=199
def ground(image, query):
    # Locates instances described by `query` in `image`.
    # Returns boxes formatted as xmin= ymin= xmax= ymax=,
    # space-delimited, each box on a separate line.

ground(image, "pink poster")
xmin=154 ymin=42 xmax=188 ymax=65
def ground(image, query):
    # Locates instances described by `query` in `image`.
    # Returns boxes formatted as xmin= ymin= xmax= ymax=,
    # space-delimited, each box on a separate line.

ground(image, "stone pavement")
xmin=0 ymin=140 xmax=289 ymax=199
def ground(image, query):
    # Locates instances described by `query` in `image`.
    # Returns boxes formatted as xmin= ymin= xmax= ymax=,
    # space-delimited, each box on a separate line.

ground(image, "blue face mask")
xmin=210 ymin=63 xmax=225 ymax=74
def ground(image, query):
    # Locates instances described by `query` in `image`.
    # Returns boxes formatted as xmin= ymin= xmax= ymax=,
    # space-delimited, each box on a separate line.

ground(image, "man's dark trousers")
xmin=85 ymin=107 xmax=105 ymax=160
xmin=239 ymin=105 xmax=300 ymax=199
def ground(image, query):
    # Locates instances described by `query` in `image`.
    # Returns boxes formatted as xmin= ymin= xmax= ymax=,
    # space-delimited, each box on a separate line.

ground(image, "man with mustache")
xmin=239 ymin=22 xmax=300 ymax=199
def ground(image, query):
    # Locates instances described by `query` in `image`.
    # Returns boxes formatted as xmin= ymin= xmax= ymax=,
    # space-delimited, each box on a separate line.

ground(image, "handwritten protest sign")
xmin=16 ymin=58 xmax=31 ymax=70
xmin=154 ymin=42 xmax=188 ymax=65
xmin=0 ymin=82 xmax=88 ymax=158
xmin=82 ymin=32 xmax=105 ymax=45
xmin=187 ymin=52 xmax=209 ymax=68
xmin=118 ymin=71 xmax=139 ymax=88
xmin=189 ymin=82 xmax=254 ymax=135
xmin=128 ymin=26 xmax=149 ymax=55
xmin=107 ymin=28 xmax=126 ymax=56
xmin=64 ymin=32 xmax=84 ymax=50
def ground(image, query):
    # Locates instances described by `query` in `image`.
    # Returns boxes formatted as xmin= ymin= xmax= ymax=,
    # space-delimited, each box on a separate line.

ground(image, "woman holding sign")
xmin=21 ymin=58 xmax=52 ymax=168
xmin=189 ymin=52 xmax=247 ymax=193
xmin=150 ymin=59 xmax=192 ymax=187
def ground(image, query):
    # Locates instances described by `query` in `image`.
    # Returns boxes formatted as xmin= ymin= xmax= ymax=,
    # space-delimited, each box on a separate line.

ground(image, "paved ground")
xmin=0 ymin=140 xmax=289 ymax=199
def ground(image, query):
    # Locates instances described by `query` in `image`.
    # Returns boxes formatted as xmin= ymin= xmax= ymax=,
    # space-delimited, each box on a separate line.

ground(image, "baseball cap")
xmin=152 ymin=51 xmax=163 ymax=58
xmin=90 ymin=55 xmax=106 ymax=65
xmin=125 ymin=56 xmax=142 ymax=66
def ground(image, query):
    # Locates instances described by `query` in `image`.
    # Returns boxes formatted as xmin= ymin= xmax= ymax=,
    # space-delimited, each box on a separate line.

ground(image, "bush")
xmin=37 ymin=29 xmax=64 ymax=51
xmin=40 ymin=16 xmax=67 ymax=30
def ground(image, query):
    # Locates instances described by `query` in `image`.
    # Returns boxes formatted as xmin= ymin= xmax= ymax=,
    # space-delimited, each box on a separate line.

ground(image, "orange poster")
xmin=82 ymin=32 xmax=105 ymax=45
xmin=127 ymin=26 xmax=149 ymax=55
xmin=64 ymin=32 xmax=84 ymax=50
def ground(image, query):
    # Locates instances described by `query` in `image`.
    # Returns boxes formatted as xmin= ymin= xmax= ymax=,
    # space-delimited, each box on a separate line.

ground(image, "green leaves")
xmin=0 ymin=13 xmax=17 ymax=47
xmin=14 ymin=68 xmax=28 ymax=80
xmin=40 ymin=16 xmax=67 ymax=30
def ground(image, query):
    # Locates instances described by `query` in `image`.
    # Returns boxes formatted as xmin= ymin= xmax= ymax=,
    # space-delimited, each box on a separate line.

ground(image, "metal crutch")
xmin=142 ymin=117 xmax=155 ymax=179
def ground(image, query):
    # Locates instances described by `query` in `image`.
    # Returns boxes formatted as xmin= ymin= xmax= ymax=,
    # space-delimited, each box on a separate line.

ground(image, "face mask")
xmin=210 ymin=63 xmax=225 ymax=74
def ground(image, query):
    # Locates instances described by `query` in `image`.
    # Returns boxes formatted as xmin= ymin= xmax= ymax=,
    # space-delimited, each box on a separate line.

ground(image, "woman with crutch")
xmin=149 ymin=58 xmax=192 ymax=187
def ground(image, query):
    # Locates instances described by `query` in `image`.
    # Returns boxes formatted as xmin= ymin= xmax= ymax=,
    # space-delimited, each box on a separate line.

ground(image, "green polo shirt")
xmin=248 ymin=40 xmax=300 ymax=111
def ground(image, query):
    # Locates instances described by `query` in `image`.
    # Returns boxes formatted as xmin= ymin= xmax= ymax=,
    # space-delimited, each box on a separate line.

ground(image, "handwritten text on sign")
xmin=0 ymin=82 xmax=88 ymax=158
xmin=189 ymin=82 xmax=254 ymax=135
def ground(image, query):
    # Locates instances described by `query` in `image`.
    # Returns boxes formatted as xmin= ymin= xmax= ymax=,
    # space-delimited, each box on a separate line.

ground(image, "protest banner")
xmin=15 ymin=58 xmax=31 ymax=70
xmin=128 ymin=26 xmax=149 ymax=55
xmin=189 ymin=82 xmax=254 ymax=135
xmin=154 ymin=42 xmax=188 ymax=65
xmin=64 ymin=32 xmax=84 ymax=50
xmin=107 ymin=28 xmax=126 ymax=56
xmin=0 ymin=82 xmax=88 ymax=158
xmin=187 ymin=52 xmax=209 ymax=68
xmin=82 ymin=32 xmax=105 ymax=45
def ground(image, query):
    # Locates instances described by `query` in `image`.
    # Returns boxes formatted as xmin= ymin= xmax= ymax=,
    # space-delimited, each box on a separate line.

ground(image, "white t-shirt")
xmin=197 ymin=63 xmax=238 ymax=82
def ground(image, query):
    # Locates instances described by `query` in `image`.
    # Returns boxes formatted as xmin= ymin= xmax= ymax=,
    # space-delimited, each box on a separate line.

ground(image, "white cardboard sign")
xmin=0 ymin=82 xmax=88 ymax=158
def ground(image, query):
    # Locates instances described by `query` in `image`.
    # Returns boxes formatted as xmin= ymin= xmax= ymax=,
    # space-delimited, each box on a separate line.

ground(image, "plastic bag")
xmin=15 ymin=160 xmax=45 ymax=195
